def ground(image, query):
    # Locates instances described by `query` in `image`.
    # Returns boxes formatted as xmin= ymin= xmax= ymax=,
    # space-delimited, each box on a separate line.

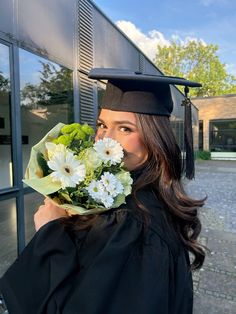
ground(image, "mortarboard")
xmin=88 ymin=68 xmax=202 ymax=179
xmin=88 ymin=68 xmax=201 ymax=116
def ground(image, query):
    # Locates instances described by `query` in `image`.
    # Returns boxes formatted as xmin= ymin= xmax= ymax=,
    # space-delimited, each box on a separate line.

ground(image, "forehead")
xmin=98 ymin=109 xmax=137 ymax=124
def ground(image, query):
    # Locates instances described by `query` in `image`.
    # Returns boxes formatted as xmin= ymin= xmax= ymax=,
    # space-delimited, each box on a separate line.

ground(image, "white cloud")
xmin=116 ymin=20 xmax=169 ymax=61
xmin=115 ymin=20 xmax=207 ymax=61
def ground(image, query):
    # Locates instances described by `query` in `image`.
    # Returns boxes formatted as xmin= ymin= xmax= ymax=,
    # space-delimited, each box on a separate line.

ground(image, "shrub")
xmin=196 ymin=150 xmax=211 ymax=160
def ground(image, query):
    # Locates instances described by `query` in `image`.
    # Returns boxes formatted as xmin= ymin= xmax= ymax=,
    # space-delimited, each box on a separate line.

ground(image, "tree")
xmin=20 ymin=61 xmax=74 ymax=122
xmin=21 ymin=61 xmax=73 ymax=108
xmin=154 ymin=40 xmax=236 ymax=97
xmin=0 ymin=71 xmax=10 ymax=92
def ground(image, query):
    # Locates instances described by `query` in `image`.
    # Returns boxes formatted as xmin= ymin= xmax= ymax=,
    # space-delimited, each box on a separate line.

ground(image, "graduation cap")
xmin=88 ymin=68 xmax=202 ymax=179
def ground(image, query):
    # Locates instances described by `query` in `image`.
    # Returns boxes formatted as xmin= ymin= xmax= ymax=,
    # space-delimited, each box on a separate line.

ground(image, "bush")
xmin=196 ymin=150 xmax=211 ymax=160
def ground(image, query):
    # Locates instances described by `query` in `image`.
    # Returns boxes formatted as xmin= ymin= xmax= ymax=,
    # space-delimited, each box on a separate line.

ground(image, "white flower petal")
xmin=46 ymin=142 xmax=67 ymax=160
xmin=87 ymin=180 xmax=105 ymax=201
xmin=48 ymin=151 xmax=86 ymax=188
xmin=94 ymin=138 xmax=124 ymax=165
xmin=101 ymin=172 xmax=124 ymax=197
xmin=100 ymin=193 xmax=114 ymax=208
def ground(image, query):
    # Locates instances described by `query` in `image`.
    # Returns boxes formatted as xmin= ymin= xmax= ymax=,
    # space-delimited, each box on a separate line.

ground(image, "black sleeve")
xmin=0 ymin=219 xmax=79 ymax=314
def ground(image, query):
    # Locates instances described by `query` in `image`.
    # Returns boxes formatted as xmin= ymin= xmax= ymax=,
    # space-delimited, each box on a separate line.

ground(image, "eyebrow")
xmin=97 ymin=118 xmax=137 ymax=127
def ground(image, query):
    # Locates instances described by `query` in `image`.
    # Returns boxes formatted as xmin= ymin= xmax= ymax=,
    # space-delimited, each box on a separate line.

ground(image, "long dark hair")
xmin=134 ymin=113 xmax=206 ymax=270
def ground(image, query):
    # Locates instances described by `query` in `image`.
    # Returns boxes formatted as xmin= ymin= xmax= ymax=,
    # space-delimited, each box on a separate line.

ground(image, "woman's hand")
xmin=34 ymin=198 xmax=69 ymax=232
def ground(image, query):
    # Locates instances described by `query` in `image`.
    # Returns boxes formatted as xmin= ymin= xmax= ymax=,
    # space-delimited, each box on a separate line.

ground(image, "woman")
xmin=0 ymin=68 xmax=205 ymax=314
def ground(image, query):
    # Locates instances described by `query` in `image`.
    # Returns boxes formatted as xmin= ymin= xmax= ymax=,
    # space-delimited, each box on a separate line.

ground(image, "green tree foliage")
xmin=154 ymin=40 xmax=236 ymax=97
xmin=0 ymin=71 xmax=10 ymax=92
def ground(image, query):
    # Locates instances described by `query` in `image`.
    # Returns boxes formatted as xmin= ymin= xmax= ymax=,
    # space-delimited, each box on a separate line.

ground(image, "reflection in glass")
xmin=19 ymin=48 xmax=74 ymax=176
xmin=0 ymin=43 xmax=13 ymax=189
xmin=24 ymin=192 xmax=44 ymax=244
xmin=199 ymin=121 xmax=203 ymax=150
xmin=0 ymin=198 xmax=17 ymax=276
xmin=210 ymin=120 xmax=236 ymax=152
xmin=171 ymin=118 xmax=184 ymax=151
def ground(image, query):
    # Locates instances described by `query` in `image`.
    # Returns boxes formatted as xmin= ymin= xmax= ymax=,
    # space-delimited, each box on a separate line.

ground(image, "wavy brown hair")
xmin=133 ymin=113 xmax=206 ymax=270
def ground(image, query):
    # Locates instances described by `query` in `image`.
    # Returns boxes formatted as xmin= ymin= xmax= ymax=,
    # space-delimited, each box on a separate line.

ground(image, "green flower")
xmin=81 ymin=124 xmax=95 ymax=135
xmin=74 ymin=129 xmax=86 ymax=140
xmin=61 ymin=123 xmax=81 ymax=134
xmin=57 ymin=134 xmax=71 ymax=146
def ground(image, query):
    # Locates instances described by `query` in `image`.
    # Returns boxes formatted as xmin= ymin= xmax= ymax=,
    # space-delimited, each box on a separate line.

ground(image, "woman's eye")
xmin=96 ymin=122 xmax=106 ymax=129
xmin=120 ymin=126 xmax=132 ymax=133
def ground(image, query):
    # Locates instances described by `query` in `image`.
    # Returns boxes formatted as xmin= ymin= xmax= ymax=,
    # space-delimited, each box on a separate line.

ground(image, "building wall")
xmin=192 ymin=94 xmax=236 ymax=158
xmin=0 ymin=0 xmax=199 ymax=273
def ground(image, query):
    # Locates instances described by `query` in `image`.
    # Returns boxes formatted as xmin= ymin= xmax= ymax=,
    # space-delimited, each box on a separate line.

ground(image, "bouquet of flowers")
xmin=23 ymin=122 xmax=133 ymax=215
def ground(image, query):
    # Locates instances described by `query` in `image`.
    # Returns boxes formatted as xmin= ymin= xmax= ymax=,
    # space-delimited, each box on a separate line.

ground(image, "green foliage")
xmin=36 ymin=152 xmax=50 ymax=176
xmin=0 ymin=71 xmax=10 ymax=92
xmin=196 ymin=150 xmax=211 ymax=160
xmin=154 ymin=40 xmax=236 ymax=97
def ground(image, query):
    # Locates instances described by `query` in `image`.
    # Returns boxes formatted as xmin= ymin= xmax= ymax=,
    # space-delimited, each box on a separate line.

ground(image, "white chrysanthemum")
xmin=45 ymin=142 xmax=67 ymax=160
xmin=94 ymin=138 xmax=124 ymax=165
xmin=101 ymin=172 xmax=124 ymax=197
xmin=47 ymin=151 xmax=86 ymax=189
xmin=86 ymin=180 xmax=105 ymax=201
xmin=100 ymin=192 xmax=114 ymax=208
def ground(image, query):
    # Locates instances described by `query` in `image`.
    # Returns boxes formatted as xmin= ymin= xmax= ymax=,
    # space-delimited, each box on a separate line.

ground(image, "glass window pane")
xmin=0 ymin=198 xmax=17 ymax=277
xmin=210 ymin=120 xmax=236 ymax=152
xmin=18 ymin=0 xmax=75 ymax=68
xmin=0 ymin=43 xmax=13 ymax=189
xmin=19 ymin=48 xmax=74 ymax=176
xmin=24 ymin=192 xmax=44 ymax=244
xmin=171 ymin=118 xmax=184 ymax=150
xmin=0 ymin=0 xmax=14 ymax=35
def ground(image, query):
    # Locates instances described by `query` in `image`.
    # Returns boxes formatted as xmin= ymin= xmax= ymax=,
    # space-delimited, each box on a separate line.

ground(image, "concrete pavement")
xmin=186 ymin=160 xmax=236 ymax=314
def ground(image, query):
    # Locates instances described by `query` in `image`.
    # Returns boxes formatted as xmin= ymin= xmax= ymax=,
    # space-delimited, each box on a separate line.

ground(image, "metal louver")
xmin=78 ymin=0 xmax=95 ymax=126
xmin=139 ymin=53 xmax=145 ymax=72
xmin=78 ymin=0 xmax=93 ymax=71
xmin=79 ymin=72 xmax=95 ymax=126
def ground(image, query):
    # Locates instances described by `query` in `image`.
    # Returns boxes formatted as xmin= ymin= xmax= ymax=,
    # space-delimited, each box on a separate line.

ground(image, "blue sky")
xmin=93 ymin=0 xmax=236 ymax=76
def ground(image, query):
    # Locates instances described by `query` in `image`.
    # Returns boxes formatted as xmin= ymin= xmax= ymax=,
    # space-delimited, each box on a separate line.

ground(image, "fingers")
xmin=34 ymin=200 xmax=69 ymax=232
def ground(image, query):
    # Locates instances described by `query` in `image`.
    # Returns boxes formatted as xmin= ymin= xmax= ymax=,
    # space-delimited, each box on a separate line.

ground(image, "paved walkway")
xmin=186 ymin=160 xmax=236 ymax=314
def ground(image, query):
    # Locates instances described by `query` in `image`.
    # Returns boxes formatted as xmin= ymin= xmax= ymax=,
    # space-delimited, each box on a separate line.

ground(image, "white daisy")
xmin=86 ymin=180 xmax=105 ymax=201
xmin=101 ymin=172 xmax=124 ymax=197
xmin=94 ymin=138 xmax=124 ymax=165
xmin=47 ymin=151 xmax=86 ymax=189
xmin=100 ymin=192 xmax=114 ymax=208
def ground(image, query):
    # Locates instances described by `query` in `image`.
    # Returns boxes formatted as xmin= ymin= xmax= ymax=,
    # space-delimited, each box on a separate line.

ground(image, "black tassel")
xmin=182 ymin=86 xmax=195 ymax=179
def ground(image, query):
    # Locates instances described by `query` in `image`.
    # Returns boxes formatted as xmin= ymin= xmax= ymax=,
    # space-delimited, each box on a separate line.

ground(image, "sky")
xmin=92 ymin=0 xmax=236 ymax=76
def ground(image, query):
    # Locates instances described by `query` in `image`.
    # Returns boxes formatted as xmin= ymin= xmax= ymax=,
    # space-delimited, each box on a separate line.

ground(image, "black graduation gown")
xmin=0 ymin=187 xmax=193 ymax=314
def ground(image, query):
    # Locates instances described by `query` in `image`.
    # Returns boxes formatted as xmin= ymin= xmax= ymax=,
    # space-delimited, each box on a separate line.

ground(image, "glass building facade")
xmin=0 ymin=0 xmax=199 ymax=275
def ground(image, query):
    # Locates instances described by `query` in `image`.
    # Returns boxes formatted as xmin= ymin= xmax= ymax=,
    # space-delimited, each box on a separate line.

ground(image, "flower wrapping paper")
xmin=23 ymin=123 xmax=133 ymax=215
